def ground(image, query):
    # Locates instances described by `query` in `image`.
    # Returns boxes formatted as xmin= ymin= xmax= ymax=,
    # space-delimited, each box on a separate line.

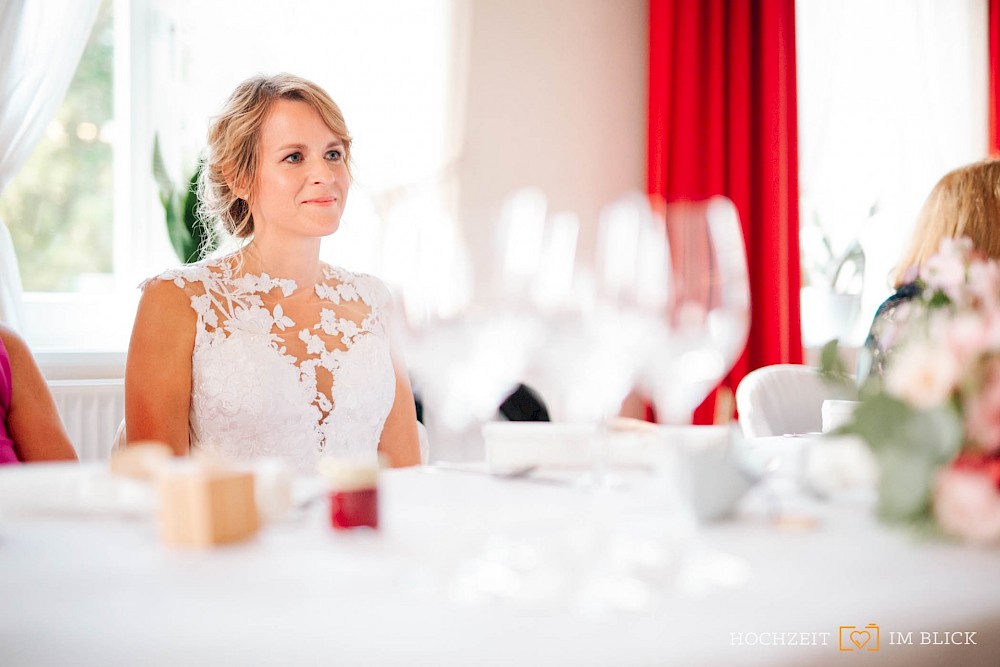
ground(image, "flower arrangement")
xmin=823 ymin=237 xmax=1000 ymax=545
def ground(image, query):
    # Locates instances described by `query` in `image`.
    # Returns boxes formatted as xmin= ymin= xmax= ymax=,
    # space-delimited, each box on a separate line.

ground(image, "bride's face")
xmin=250 ymin=98 xmax=350 ymax=241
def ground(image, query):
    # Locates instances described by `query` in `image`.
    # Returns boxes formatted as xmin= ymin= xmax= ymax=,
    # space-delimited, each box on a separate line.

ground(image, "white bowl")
xmin=657 ymin=425 xmax=754 ymax=521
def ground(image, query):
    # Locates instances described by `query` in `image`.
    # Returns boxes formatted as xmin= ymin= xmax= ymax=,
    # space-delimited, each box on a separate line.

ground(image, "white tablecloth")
xmin=1 ymin=463 xmax=998 ymax=666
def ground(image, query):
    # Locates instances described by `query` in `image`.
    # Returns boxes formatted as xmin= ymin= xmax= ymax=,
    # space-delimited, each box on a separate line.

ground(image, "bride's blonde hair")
xmin=892 ymin=159 xmax=1000 ymax=287
xmin=198 ymin=73 xmax=353 ymax=243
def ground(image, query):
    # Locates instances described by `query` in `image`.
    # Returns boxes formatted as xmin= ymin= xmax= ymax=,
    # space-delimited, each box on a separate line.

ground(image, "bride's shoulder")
xmin=139 ymin=256 xmax=234 ymax=294
xmin=319 ymin=264 xmax=392 ymax=306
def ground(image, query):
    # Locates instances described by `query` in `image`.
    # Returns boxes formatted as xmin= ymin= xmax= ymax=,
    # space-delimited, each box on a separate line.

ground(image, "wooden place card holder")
xmin=158 ymin=465 xmax=260 ymax=547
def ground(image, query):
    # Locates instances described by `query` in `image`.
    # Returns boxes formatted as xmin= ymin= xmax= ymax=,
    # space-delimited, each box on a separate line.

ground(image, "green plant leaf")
xmin=819 ymin=338 xmax=853 ymax=385
xmin=152 ymin=136 xmax=216 ymax=264
xmin=837 ymin=394 xmax=962 ymax=522
xmin=180 ymin=163 xmax=208 ymax=263
xmin=151 ymin=134 xmax=174 ymax=202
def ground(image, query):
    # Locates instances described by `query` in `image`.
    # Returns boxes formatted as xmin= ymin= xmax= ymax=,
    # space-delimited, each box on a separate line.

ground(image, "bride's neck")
xmin=241 ymin=237 xmax=322 ymax=288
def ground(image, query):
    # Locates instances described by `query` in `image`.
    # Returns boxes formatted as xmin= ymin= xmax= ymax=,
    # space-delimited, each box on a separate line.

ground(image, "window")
xmin=0 ymin=1 xmax=113 ymax=292
xmin=2 ymin=0 xmax=457 ymax=352
xmin=797 ymin=0 xmax=988 ymax=348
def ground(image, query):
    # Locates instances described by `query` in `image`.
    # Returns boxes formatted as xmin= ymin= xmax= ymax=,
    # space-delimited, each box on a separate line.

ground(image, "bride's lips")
xmin=303 ymin=196 xmax=337 ymax=206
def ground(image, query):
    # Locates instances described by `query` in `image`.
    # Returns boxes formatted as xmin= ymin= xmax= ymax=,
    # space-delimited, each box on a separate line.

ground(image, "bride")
xmin=124 ymin=74 xmax=421 ymax=471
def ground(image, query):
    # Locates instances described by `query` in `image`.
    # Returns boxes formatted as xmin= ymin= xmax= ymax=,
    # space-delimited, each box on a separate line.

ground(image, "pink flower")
xmin=884 ymin=340 xmax=959 ymax=409
xmin=967 ymin=260 xmax=1000 ymax=313
xmin=922 ymin=237 xmax=971 ymax=299
xmin=934 ymin=466 xmax=1000 ymax=545
xmin=944 ymin=313 xmax=990 ymax=368
xmin=964 ymin=359 xmax=1000 ymax=454
xmin=952 ymin=452 xmax=1000 ymax=488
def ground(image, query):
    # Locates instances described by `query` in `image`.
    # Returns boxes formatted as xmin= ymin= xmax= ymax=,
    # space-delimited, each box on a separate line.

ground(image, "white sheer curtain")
xmin=797 ymin=0 xmax=988 ymax=346
xmin=0 ymin=0 xmax=100 ymax=330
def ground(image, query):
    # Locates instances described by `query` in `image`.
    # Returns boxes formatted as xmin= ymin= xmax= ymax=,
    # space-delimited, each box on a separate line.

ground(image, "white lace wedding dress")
xmin=150 ymin=255 xmax=396 ymax=472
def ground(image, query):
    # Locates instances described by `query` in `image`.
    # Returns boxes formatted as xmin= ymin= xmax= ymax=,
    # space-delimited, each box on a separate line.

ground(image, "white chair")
xmin=111 ymin=418 xmax=126 ymax=453
xmin=416 ymin=422 xmax=429 ymax=465
xmin=735 ymin=364 xmax=856 ymax=438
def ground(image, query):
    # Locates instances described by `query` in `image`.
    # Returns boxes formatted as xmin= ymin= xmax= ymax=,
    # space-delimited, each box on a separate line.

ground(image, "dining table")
xmin=1 ymin=454 xmax=999 ymax=666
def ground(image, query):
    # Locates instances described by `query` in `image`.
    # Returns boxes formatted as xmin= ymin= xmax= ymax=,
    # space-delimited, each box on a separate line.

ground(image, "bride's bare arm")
xmin=378 ymin=349 xmax=422 ymax=468
xmin=125 ymin=279 xmax=196 ymax=456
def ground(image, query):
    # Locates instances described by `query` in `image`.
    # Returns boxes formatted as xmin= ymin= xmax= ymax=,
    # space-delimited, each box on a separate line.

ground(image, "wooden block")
xmin=158 ymin=466 xmax=260 ymax=547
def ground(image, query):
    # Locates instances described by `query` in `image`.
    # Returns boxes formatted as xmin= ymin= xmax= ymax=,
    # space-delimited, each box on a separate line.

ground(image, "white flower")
xmin=226 ymin=305 xmax=274 ymax=334
xmin=191 ymin=294 xmax=211 ymax=313
xmin=802 ymin=435 xmax=879 ymax=497
xmin=320 ymin=348 xmax=342 ymax=370
xmin=232 ymin=274 xmax=261 ymax=293
xmin=272 ymin=304 xmax=294 ymax=331
xmin=298 ymin=329 xmax=326 ymax=355
xmin=884 ymin=340 xmax=960 ymax=409
xmin=336 ymin=318 xmax=360 ymax=344
xmin=190 ymin=294 xmax=219 ymax=329
xmin=318 ymin=309 xmax=340 ymax=335
xmin=336 ymin=282 xmax=359 ymax=302
xmin=203 ymin=309 xmax=219 ymax=329
xmin=316 ymin=283 xmax=340 ymax=303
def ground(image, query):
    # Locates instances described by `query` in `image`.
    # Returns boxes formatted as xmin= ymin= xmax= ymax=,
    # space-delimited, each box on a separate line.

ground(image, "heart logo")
xmin=850 ymin=631 xmax=871 ymax=649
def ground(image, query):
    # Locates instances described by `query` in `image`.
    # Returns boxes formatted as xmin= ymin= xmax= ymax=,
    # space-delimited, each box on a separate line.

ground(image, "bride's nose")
xmin=309 ymin=159 xmax=338 ymax=185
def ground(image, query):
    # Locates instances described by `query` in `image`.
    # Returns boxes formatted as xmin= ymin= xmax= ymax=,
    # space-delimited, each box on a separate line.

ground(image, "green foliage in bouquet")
xmin=152 ymin=135 xmax=216 ymax=264
xmin=856 ymin=398 xmax=960 ymax=524
xmin=822 ymin=336 xmax=963 ymax=524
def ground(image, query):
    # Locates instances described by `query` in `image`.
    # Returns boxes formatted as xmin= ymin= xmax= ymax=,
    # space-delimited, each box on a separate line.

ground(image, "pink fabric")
xmin=0 ymin=335 xmax=20 ymax=464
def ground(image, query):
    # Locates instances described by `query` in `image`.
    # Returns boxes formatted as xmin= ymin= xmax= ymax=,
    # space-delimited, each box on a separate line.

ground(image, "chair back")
xmin=735 ymin=364 xmax=856 ymax=437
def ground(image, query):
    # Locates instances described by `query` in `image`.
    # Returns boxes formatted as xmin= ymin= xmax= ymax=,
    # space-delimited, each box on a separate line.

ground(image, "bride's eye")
xmin=283 ymin=152 xmax=303 ymax=164
xmin=326 ymin=149 xmax=343 ymax=162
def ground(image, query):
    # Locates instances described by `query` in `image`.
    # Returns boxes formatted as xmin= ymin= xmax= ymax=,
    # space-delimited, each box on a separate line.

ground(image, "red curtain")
xmin=991 ymin=0 xmax=1000 ymax=155
xmin=647 ymin=0 xmax=802 ymax=424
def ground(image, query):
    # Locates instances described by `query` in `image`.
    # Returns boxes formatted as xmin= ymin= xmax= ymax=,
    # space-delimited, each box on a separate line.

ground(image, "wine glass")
xmin=639 ymin=196 xmax=751 ymax=426
xmin=513 ymin=195 xmax=670 ymax=490
xmin=381 ymin=190 xmax=539 ymax=462
xmin=523 ymin=212 xmax=639 ymax=426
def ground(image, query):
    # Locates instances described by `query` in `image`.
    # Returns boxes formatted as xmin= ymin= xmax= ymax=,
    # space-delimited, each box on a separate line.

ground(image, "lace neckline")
xmin=164 ymin=255 xmax=396 ymax=469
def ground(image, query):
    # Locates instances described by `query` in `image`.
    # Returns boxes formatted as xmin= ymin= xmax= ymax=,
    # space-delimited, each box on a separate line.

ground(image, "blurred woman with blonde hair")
xmin=864 ymin=158 xmax=1000 ymax=379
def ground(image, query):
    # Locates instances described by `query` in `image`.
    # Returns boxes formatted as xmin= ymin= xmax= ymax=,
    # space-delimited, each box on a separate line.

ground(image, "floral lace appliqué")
xmin=153 ymin=257 xmax=396 ymax=472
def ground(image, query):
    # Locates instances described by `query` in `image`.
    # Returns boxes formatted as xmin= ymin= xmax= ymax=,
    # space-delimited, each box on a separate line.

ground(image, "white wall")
xmin=455 ymin=0 xmax=648 ymax=265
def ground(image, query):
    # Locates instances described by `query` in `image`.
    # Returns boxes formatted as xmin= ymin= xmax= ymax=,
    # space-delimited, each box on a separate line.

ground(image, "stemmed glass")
xmin=608 ymin=196 xmax=752 ymax=601
xmin=523 ymin=214 xmax=639 ymax=426
xmin=381 ymin=190 xmax=539 ymax=462
xmin=639 ymin=196 xmax=751 ymax=426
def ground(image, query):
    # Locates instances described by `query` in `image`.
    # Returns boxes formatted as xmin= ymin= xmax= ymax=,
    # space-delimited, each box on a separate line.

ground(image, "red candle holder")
xmin=330 ymin=487 xmax=378 ymax=530
xmin=320 ymin=460 xmax=379 ymax=531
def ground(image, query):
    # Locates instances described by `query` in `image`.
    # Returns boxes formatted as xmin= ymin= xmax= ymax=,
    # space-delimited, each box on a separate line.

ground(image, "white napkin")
xmin=0 ymin=462 xmax=157 ymax=518
xmin=802 ymin=434 xmax=879 ymax=497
